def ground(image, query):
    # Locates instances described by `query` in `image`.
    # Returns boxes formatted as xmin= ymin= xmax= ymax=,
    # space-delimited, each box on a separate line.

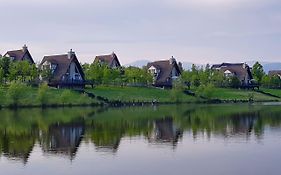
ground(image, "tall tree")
xmin=252 ymin=62 xmax=265 ymax=84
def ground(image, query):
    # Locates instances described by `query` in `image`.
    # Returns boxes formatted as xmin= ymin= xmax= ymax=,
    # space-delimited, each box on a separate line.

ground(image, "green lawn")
xmin=0 ymin=86 xmax=99 ymax=107
xmin=210 ymin=88 xmax=279 ymax=101
xmin=260 ymin=88 xmax=281 ymax=98
xmin=86 ymin=86 xmax=198 ymax=103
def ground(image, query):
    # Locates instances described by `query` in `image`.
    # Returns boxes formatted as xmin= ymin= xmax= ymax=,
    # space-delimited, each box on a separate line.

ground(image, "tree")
xmin=229 ymin=76 xmax=241 ymax=88
xmin=252 ymin=62 xmax=265 ymax=84
xmin=7 ymin=82 xmax=28 ymax=106
xmin=0 ymin=57 xmax=11 ymax=83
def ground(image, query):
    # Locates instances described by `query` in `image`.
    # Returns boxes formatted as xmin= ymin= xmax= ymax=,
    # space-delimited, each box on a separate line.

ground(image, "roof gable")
xmin=40 ymin=53 xmax=84 ymax=81
xmin=4 ymin=46 xmax=35 ymax=64
xmin=147 ymin=60 xmax=181 ymax=84
xmin=94 ymin=53 xmax=121 ymax=68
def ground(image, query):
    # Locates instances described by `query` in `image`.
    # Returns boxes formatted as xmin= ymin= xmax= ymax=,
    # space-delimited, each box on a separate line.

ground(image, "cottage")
xmin=4 ymin=44 xmax=35 ymax=64
xmin=39 ymin=49 xmax=85 ymax=89
xmin=211 ymin=63 xmax=253 ymax=86
xmin=147 ymin=57 xmax=181 ymax=87
xmin=268 ymin=70 xmax=281 ymax=78
xmin=94 ymin=52 xmax=121 ymax=68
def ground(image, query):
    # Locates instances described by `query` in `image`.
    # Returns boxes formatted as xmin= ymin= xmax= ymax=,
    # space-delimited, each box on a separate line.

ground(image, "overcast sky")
xmin=0 ymin=0 xmax=280 ymax=64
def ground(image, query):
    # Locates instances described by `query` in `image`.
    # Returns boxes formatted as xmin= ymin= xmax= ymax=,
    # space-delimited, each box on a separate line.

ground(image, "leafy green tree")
xmin=252 ymin=62 xmax=265 ymax=84
xmin=7 ymin=82 xmax=28 ymax=106
xmin=0 ymin=68 xmax=4 ymax=84
xmin=229 ymin=76 xmax=241 ymax=88
xmin=270 ymin=75 xmax=281 ymax=88
xmin=196 ymin=84 xmax=214 ymax=100
xmin=0 ymin=57 xmax=11 ymax=83
xmin=170 ymin=79 xmax=185 ymax=102
xmin=261 ymin=75 xmax=271 ymax=88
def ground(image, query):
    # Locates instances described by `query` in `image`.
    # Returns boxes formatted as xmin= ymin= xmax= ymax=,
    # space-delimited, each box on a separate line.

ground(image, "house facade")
xmin=94 ymin=52 xmax=121 ymax=68
xmin=268 ymin=70 xmax=281 ymax=78
xmin=147 ymin=57 xmax=181 ymax=87
xmin=4 ymin=45 xmax=35 ymax=64
xmin=211 ymin=63 xmax=253 ymax=86
xmin=39 ymin=49 xmax=85 ymax=89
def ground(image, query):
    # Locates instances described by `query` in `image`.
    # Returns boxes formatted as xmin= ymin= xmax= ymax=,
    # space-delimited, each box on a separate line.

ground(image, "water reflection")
xmin=0 ymin=104 xmax=281 ymax=163
xmin=41 ymin=122 xmax=85 ymax=159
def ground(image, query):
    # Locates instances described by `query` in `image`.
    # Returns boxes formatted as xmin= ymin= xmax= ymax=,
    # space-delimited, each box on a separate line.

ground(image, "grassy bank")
xmin=0 ymin=86 xmax=99 ymax=108
xmin=86 ymin=86 xmax=199 ymax=103
xmin=209 ymin=88 xmax=279 ymax=102
xmin=87 ymin=86 xmax=280 ymax=103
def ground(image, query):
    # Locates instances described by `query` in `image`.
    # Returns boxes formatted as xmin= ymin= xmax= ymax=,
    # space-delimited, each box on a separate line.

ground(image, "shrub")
xmin=170 ymin=79 xmax=185 ymax=102
xmin=196 ymin=84 xmax=215 ymax=100
xmin=7 ymin=82 xmax=28 ymax=106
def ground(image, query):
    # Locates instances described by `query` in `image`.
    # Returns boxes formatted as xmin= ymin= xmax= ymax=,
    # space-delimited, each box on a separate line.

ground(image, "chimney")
xmin=68 ymin=49 xmax=75 ymax=59
xmin=169 ymin=56 xmax=176 ymax=64
xmin=22 ymin=44 xmax=28 ymax=52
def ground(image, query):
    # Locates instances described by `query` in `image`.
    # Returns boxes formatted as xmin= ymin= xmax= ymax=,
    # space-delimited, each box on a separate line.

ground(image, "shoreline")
xmin=0 ymin=98 xmax=279 ymax=110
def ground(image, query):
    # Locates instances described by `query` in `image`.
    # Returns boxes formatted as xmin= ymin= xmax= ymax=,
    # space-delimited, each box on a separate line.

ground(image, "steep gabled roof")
xmin=94 ymin=53 xmax=121 ymax=68
xmin=147 ymin=59 xmax=181 ymax=85
xmin=4 ymin=46 xmax=35 ymax=64
xmin=211 ymin=63 xmax=253 ymax=80
xmin=40 ymin=52 xmax=84 ymax=81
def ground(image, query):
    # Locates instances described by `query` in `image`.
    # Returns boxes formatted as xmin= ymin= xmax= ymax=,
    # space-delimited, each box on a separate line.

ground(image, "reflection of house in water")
xmin=0 ymin=133 xmax=36 ymax=164
xmin=224 ymin=112 xmax=262 ymax=139
xmin=41 ymin=123 xmax=85 ymax=160
xmin=148 ymin=118 xmax=183 ymax=147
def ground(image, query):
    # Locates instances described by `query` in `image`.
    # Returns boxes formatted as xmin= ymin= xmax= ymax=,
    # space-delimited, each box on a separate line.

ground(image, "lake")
xmin=0 ymin=103 xmax=281 ymax=175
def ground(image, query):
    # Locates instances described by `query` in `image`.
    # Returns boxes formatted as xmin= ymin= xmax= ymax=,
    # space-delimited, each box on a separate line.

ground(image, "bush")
xmin=196 ymin=84 xmax=215 ymax=100
xmin=37 ymin=83 xmax=49 ymax=106
xmin=7 ymin=82 xmax=29 ymax=106
xmin=170 ymin=80 xmax=185 ymax=102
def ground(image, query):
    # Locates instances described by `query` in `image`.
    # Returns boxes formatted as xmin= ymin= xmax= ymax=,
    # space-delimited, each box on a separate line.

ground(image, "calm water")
xmin=1 ymin=104 xmax=281 ymax=175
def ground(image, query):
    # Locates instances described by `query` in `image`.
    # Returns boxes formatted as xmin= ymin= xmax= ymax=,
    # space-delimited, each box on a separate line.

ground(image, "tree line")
xmin=1 ymin=55 xmax=281 ymax=89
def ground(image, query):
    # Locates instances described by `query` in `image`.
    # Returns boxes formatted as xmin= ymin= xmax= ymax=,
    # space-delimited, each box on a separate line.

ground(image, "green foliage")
xmin=196 ymin=84 xmax=215 ymax=99
xmin=7 ymin=82 xmax=29 ymax=106
xmin=0 ymin=57 xmax=11 ymax=81
xmin=252 ymin=62 xmax=265 ymax=84
xmin=37 ymin=83 xmax=49 ymax=106
xmin=170 ymin=79 xmax=185 ymax=102
xmin=229 ymin=76 xmax=241 ymax=88
xmin=125 ymin=67 xmax=153 ymax=85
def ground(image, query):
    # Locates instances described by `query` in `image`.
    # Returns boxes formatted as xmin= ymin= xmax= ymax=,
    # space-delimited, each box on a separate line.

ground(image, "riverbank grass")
xmin=86 ymin=86 xmax=199 ymax=103
xmin=0 ymin=85 xmax=99 ymax=107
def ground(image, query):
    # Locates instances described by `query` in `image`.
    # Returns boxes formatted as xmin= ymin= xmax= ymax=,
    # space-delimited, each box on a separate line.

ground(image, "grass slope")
xmin=210 ymin=88 xmax=279 ymax=101
xmin=0 ymin=87 xmax=99 ymax=107
xmin=86 ymin=86 xmax=198 ymax=103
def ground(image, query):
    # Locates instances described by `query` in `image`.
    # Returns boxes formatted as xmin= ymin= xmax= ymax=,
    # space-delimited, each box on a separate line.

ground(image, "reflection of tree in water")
xmin=40 ymin=122 xmax=85 ymax=160
xmin=1 ymin=105 xmax=281 ymax=163
xmin=148 ymin=117 xmax=183 ymax=148
xmin=0 ymin=131 xmax=37 ymax=164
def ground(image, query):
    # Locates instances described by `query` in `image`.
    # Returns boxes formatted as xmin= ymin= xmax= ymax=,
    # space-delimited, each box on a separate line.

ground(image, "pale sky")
xmin=0 ymin=0 xmax=280 ymax=64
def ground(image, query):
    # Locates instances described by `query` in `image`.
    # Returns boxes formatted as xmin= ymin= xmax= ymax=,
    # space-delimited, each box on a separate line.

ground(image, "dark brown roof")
xmin=40 ymin=53 xmax=84 ymax=81
xmin=147 ymin=60 xmax=181 ymax=86
xmin=211 ymin=63 xmax=253 ymax=80
xmin=268 ymin=70 xmax=281 ymax=77
xmin=4 ymin=48 xmax=35 ymax=64
xmin=94 ymin=53 xmax=121 ymax=68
